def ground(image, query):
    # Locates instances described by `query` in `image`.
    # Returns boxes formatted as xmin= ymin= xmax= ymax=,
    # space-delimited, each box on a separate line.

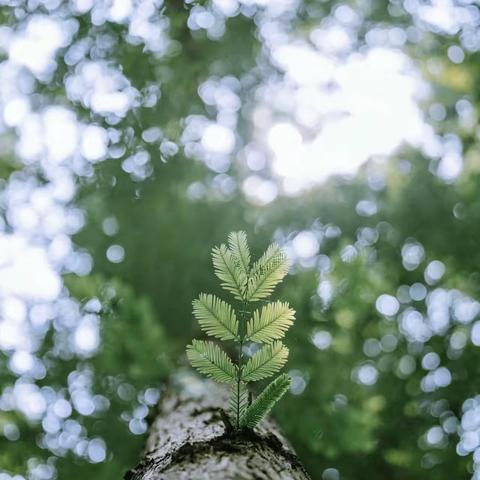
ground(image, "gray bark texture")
xmin=125 ymin=374 xmax=311 ymax=480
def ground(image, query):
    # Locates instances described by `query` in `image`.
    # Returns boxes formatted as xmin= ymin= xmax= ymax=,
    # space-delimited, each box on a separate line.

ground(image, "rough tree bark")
xmin=125 ymin=375 xmax=311 ymax=480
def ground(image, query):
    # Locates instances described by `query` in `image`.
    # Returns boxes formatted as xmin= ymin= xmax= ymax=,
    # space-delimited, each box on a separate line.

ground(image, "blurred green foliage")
xmin=1 ymin=0 xmax=480 ymax=479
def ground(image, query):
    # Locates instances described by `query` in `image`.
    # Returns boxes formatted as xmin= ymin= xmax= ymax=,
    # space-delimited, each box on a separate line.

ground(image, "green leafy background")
xmin=1 ymin=1 xmax=480 ymax=479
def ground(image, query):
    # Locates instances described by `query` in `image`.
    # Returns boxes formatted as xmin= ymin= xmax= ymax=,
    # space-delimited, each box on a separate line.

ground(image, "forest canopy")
xmin=0 ymin=0 xmax=480 ymax=479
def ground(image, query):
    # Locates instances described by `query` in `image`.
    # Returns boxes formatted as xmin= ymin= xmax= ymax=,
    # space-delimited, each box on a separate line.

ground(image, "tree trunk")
xmin=124 ymin=375 xmax=311 ymax=479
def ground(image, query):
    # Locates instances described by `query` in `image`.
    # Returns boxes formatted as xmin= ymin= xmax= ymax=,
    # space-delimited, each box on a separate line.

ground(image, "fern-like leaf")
xmin=247 ymin=301 xmax=295 ymax=343
xmin=229 ymin=381 xmax=248 ymax=426
xmin=186 ymin=340 xmax=236 ymax=383
xmin=246 ymin=243 xmax=289 ymax=302
xmin=242 ymin=341 xmax=289 ymax=382
xmin=212 ymin=244 xmax=247 ymax=300
xmin=228 ymin=231 xmax=251 ymax=277
xmin=193 ymin=294 xmax=238 ymax=341
xmin=187 ymin=232 xmax=294 ymax=431
xmin=240 ymin=374 xmax=291 ymax=429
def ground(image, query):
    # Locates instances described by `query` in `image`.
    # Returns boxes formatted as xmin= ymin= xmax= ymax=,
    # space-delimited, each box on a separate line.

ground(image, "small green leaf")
xmin=229 ymin=381 xmax=248 ymax=427
xmin=247 ymin=301 xmax=295 ymax=343
xmin=212 ymin=244 xmax=247 ymax=300
xmin=186 ymin=340 xmax=236 ymax=383
xmin=242 ymin=341 xmax=289 ymax=382
xmin=193 ymin=294 xmax=238 ymax=340
xmin=240 ymin=374 xmax=291 ymax=429
xmin=228 ymin=231 xmax=251 ymax=276
xmin=246 ymin=243 xmax=289 ymax=302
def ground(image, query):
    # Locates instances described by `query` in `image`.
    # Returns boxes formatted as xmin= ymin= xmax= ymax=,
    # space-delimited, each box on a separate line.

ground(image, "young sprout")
xmin=186 ymin=231 xmax=295 ymax=430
